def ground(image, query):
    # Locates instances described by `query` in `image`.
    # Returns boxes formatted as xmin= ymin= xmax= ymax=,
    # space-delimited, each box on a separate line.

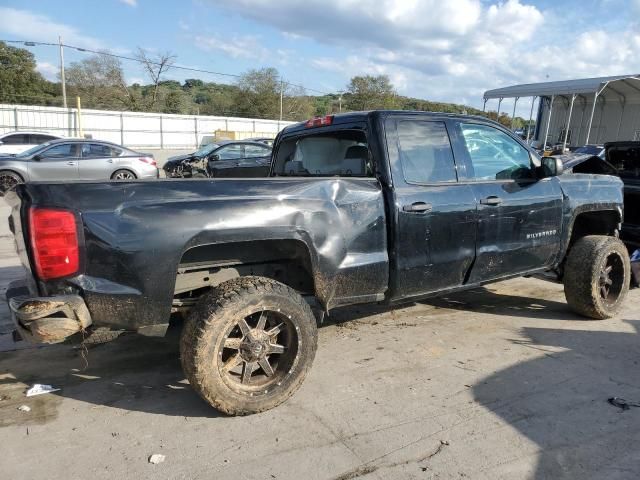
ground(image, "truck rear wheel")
xmin=563 ymin=235 xmax=630 ymax=319
xmin=180 ymin=276 xmax=318 ymax=415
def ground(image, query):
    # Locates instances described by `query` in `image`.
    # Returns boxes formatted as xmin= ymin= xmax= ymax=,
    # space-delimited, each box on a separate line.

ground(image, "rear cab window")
xmin=273 ymin=129 xmax=373 ymax=177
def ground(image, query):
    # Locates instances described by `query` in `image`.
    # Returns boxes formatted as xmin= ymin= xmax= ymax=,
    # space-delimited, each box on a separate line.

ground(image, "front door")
xmin=452 ymin=121 xmax=563 ymax=282
xmin=386 ymin=117 xmax=477 ymax=301
xmin=30 ymin=142 xmax=80 ymax=181
xmin=208 ymin=144 xmax=245 ymax=177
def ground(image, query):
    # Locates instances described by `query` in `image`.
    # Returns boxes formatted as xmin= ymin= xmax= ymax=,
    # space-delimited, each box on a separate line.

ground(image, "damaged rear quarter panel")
xmin=24 ymin=178 xmax=388 ymax=329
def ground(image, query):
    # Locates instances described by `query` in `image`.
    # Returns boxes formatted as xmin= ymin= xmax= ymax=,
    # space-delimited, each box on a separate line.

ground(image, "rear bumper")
xmin=6 ymin=280 xmax=92 ymax=344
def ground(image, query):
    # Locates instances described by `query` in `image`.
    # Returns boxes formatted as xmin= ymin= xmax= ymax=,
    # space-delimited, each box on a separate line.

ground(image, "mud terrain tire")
xmin=564 ymin=235 xmax=630 ymax=319
xmin=180 ymin=276 xmax=318 ymax=415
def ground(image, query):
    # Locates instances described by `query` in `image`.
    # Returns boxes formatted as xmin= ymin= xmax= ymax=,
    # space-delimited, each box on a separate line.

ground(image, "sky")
xmin=1 ymin=0 xmax=639 ymax=113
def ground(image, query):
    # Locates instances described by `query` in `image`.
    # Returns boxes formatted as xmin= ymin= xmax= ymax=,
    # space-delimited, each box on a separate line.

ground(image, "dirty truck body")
xmin=6 ymin=111 xmax=630 ymax=415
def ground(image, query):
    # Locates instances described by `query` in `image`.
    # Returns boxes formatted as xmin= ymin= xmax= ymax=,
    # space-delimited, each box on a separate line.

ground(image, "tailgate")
xmin=4 ymin=189 xmax=38 ymax=295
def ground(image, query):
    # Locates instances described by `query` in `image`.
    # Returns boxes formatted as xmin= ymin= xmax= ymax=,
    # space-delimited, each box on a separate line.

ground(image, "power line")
xmin=1 ymin=39 xmax=333 ymax=96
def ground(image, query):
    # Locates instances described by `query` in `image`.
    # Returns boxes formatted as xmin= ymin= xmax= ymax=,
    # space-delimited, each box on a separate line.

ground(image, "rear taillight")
xmin=29 ymin=208 xmax=79 ymax=280
xmin=138 ymin=157 xmax=157 ymax=167
xmin=304 ymin=115 xmax=334 ymax=128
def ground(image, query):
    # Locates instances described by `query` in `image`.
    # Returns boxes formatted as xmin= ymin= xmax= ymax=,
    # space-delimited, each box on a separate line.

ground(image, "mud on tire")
xmin=180 ymin=276 xmax=318 ymax=415
xmin=563 ymin=235 xmax=631 ymax=319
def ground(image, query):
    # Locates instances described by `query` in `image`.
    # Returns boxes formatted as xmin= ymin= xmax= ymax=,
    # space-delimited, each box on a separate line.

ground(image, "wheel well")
xmin=568 ymin=210 xmax=621 ymax=248
xmin=0 ymin=169 xmax=25 ymax=181
xmin=174 ymin=239 xmax=315 ymax=301
xmin=111 ymin=169 xmax=136 ymax=179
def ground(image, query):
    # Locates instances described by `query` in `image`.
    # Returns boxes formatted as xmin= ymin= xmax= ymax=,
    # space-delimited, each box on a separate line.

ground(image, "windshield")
xmin=16 ymin=142 xmax=52 ymax=158
xmin=574 ymin=145 xmax=603 ymax=156
xmin=194 ymin=143 xmax=219 ymax=157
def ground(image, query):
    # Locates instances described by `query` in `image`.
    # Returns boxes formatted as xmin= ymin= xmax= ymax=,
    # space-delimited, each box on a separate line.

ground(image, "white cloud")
xmin=36 ymin=61 xmax=58 ymax=81
xmin=207 ymin=0 xmax=640 ymax=107
xmin=119 ymin=0 xmax=138 ymax=6
xmin=0 ymin=7 xmax=104 ymax=50
xmin=194 ymin=34 xmax=268 ymax=60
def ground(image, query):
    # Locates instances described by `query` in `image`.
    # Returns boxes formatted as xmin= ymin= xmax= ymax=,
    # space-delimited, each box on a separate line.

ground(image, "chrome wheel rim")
xmin=114 ymin=171 xmax=135 ymax=180
xmin=0 ymin=172 xmax=20 ymax=193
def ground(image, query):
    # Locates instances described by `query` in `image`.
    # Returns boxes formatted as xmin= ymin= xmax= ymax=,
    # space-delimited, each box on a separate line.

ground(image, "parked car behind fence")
xmin=0 ymin=139 xmax=158 ymax=194
xmin=0 ymin=131 xmax=62 ymax=155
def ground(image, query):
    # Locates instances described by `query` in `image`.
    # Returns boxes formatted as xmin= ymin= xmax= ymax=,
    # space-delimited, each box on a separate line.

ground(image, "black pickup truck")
xmin=5 ymin=111 xmax=631 ymax=415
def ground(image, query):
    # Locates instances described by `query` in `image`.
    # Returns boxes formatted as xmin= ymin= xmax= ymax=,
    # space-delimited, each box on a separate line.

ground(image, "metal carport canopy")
xmin=483 ymin=74 xmax=640 ymax=99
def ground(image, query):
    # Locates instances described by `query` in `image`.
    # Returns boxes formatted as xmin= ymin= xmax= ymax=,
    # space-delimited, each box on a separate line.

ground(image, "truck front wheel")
xmin=563 ymin=235 xmax=631 ymax=319
xmin=180 ymin=276 xmax=318 ymax=415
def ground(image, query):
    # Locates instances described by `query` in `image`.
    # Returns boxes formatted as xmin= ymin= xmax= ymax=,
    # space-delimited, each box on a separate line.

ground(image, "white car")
xmin=0 ymin=131 xmax=62 ymax=155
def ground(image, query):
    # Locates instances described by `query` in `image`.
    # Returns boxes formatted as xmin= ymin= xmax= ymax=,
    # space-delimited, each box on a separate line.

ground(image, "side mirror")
xmin=540 ymin=156 xmax=564 ymax=177
xmin=210 ymin=154 xmax=220 ymax=162
xmin=0 ymin=140 xmax=4 ymax=145
xmin=32 ymin=154 xmax=42 ymax=161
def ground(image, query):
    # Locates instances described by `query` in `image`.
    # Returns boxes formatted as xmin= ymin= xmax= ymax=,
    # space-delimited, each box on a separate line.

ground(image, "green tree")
xmin=345 ymin=75 xmax=399 ymax=111
xmin=234 ymin=67 xmax=281 ymax=119
xmin=0 ymin=41 xmax=52 ymax=104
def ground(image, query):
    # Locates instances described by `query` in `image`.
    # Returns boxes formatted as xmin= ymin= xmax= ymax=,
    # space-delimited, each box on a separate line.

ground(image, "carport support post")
xmin=526 ymin=96 xmax=537 ymax=142
xmin=497 ymin=97 xmax=503 ymax=119
xmin=562 ymin=94 xmax=576 ymax=151
xmin=542 ymin=95 xmax=555 ymax=151
xmin=616 ymin=99 xmax=626 ymax=140
xmin=159 ymin=115 xmax=164 ymax=149
xmin=482 ymin=98 xmax=487 ymax=113
xmin=585 ymin=91 xmax=599 ymax=144
xmin=510 ymin=97 xmax=519 ymax=129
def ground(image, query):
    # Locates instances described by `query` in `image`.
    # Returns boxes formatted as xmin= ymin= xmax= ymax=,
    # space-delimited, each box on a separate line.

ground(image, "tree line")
xmin=0 ymin=41 xmax=526 ymax=127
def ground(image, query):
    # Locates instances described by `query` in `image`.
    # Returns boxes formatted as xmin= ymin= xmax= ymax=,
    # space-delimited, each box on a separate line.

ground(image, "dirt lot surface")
xmin=1 ymin=199 xmax=639 ymax=479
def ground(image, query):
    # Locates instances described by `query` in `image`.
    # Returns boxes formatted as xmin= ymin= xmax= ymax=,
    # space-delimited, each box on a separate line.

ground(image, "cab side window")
xmin=397 ymin=120 xmax=457 ymax=184
xmin=2 ymin=134 xmax=28 ymax=145
xmin=244 ymin=144 xmax=271 ymax=158
xmin=460 ymin=123 xmax=533 ymax=181
xmin=216 ymin=145 xmax=244 ymax=160
xmin=41 ymin=143 xmax=78 ymax=158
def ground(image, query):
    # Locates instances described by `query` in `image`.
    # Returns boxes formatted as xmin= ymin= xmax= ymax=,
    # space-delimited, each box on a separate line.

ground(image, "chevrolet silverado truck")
xmin=5 ymin=111 xmax=631 ymax=415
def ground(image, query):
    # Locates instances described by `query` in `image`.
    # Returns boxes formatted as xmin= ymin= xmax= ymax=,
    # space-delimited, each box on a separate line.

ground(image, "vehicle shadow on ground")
xmin=0 ymin=325 xmax=222 ymax=424
xmin=473 ymin=320 xmax=640 ymax=478
xmin=324 ymin=285 xmax=581 ymax=326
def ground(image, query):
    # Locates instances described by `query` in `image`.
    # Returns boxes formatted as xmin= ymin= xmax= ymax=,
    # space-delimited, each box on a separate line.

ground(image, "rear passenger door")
xmin=79 ymin=143 xmax=119 ymax=180
xmin=237 ymin=144 xmax=272 ymax=176
xmin=452 ymin=121 xmax=563 ymax=281
xmin=386 ymin=117 xmax=477 ymax=300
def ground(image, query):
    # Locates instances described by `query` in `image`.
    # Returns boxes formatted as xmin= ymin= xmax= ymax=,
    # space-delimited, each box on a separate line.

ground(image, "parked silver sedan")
xmin=0 ymin=139 xmax=158 ymax=194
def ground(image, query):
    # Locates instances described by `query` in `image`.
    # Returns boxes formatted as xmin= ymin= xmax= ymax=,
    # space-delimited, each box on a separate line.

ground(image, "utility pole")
xmin=279 ymin=80 xmax=284 ymax=122
xmin=59 ymin=36 xmax=67 ymax=108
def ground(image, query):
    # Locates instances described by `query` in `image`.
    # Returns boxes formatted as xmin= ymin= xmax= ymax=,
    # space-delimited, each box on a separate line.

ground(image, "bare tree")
xmin=135 ymin=48 xmax=176 ymax=110
xmin=65 ymin=53 xmax=139 ymax=110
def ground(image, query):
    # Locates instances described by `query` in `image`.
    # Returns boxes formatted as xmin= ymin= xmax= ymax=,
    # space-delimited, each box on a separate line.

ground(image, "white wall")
xmin=0 ymin=104 xmax=295 ymax=149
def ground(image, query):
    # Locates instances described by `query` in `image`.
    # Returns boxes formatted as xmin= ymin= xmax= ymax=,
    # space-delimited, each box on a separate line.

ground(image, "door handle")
xmin=480 ymin=196 xmax=503 ymax=206
xmin=107 ymin=159 xmax=113 ymax=163
xmin=402 ymin=202 xmax=432 ymax=213
xmin=66 ymin=161 xmax=76 ymax=166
